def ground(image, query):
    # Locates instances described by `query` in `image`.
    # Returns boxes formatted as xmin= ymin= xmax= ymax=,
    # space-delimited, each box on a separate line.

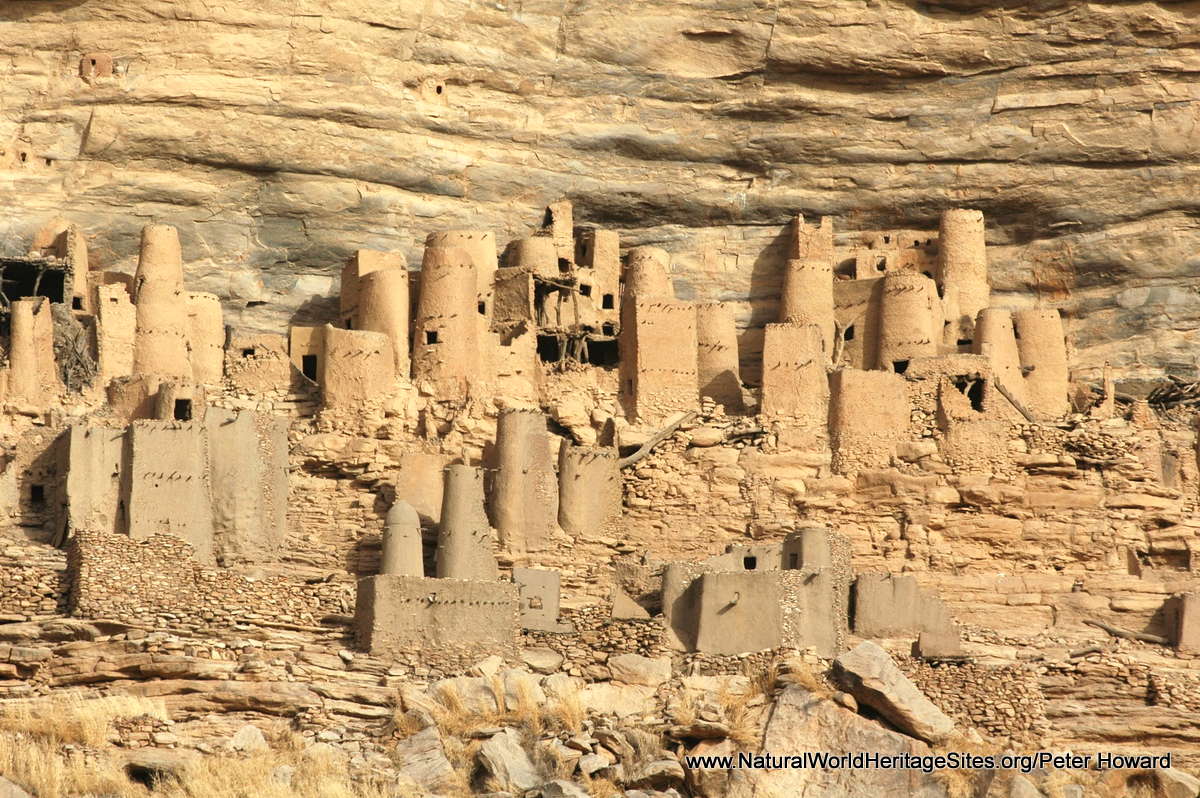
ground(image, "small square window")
xmin=579 ymin=284 xmax=592 ymax=297
xmin=426 ymin=330 xmax=439 ymax=345
xmin=743 ymin=556 xmax=757 ymax=570
xmin=602 ymin=294 xmax=614 ymax=310
xmin=30 ymin=484 xmax=45 ymax=505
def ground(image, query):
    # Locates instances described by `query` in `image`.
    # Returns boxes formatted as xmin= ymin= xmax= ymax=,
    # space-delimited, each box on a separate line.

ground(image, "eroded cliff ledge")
xmin=3 ymin=0 xmax=1200 ymax=387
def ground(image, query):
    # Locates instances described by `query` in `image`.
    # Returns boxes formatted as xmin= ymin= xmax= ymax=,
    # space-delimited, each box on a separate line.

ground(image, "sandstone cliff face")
xmin=2 ymin=1 xmax=1199 ymax=385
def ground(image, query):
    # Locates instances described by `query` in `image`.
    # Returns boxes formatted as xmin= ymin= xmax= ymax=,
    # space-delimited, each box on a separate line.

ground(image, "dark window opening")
xmin=601 ymin=293 xmax=614 ymax=309
xmin=835 ymin=258 xmax=856 ymax=278
xmin=601 ymin=322 xmax=615 ymax=336
xmin=0 ymin=260 xmax=66 ymax=304
xmin=883 ymin=235 xmax=891 ymax=244
xmin=537 ymin=335 xmax=561 ymax=362
xmin=875 ymin=257 xmax=886 ymax=272
xmin=743 ymin=556 xmax=757 ymax=570
xmin=245 ymin=300 xmax=267 ymax=307
xmin=1013 ymin=325 xmax=1021 ymax=340
xmin=956 ymin=339 xmax=972 ymax=347
xmin=579 ymin=284 xmax=592 ymax=297
xmin=788 ymin=553 xmax=799 ymax=569
xmin=477 ymin=301 xmax=487 ymax=315
xmin=892 ymin=359 xmax=910 ymax=374
xmin=936 ymin=284 xmax=945 ymax=298
xmin=71 ymin=296 xmax=83 ymax=310
xmin=557 ymin=258 xmax=571 ymax=274
xmin=952 ymin=377 xmax=986 ymax=412
xmin=968 ymin=380 xmax=985 ymax=412
xmin=18 ymin=152 xmax=27 ymax=163
xmin=30 ymin=484 xmax=45 ymax=506
xmin=90 ymin=59 xmax=97 ymax=67
xmin=173 ymin=399 xmax=192 ymax=421
xmin=241 ymin=347 xmax=255 ymax=357
xmin=435 ymin=84 xmax=443 ymax=95
xmin=345 ymin=318 xmax=353 ymax=330
xmin=425 ymin=330 xmax=439 ymax=345
xmin=301 ymin=354 xmax=318 ymax=381
xmin=587 ymin=338 xmax=619 ymax=367
xmin=844 ymin=325 xmax=855 ymax=342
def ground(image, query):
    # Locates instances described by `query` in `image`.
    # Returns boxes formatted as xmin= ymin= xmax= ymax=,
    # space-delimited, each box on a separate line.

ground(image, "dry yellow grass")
xmin=0 ymin=693 xmax=168 ymax=746
xmin=776 ymin=655 xmax=834 ymax=698
xmin=0 ymin=728 xmax=398 ymax=798
xmin=0 ymin=733 xmax=137 ymax=797
xmin=716 ymin=683 xmax=761 ymax=749
xmin=668 ymin=690 xmax=698 ymax=727
xmin=583 ymin=774 xmax=621 ymax=798
xmin=545 ymin=684 xmax=585 ymax=735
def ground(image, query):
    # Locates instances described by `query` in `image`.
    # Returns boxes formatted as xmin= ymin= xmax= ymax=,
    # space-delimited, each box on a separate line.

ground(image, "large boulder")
xmin=1155 ymin=768 xmax=1200 ymax=798
xmin=0 ymin=777 xmax=33 ymax=798
xmin=579 ymin=682 xmax=656 ymax=718
xmin=393 ymin=727 xmax=457 ymax=793
xmin=833 ymin=641 xmax=955 ymax=745
xmin=479 ymin=728 xmax=540 ymax=793
xmin=608 ymin=654 xmax=672 ymax=687
xmin=725 ymin=687 xmax=951 ymax=798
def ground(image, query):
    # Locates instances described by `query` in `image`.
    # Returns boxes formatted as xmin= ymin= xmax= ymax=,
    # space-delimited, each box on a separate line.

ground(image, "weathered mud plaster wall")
xmin=3 ymin=2 xmax=1200 ymax=387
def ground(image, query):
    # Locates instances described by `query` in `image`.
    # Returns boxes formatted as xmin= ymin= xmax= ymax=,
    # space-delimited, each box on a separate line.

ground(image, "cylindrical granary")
xmin=358 ymin=269 xmax=410 ymax=376
xmin=557 ymin=441 xmax=620 ymax=538
xmin=412 ymin=241 xmax=479 ymax=397
xmin=9 ymin=299 xmax=50 ymax=403
xmin=380 ymin=499 xmax=423 ymax=577
xmin=1014 ymin=308 xmax=1069 ymax=419
xmin=973 ymin=308 xmax=1025 ymax=404
xmin=436 ymin=465 xmax=498 ymax=581
xmin=779 ymin=257 xmax=835 ymax=352
xmin=695 ymin=302 xmax=743 ymax=412
xmin=186 ymin=293 xmax=224 ymax=384
xmin=782 ymin=527 xmax=831 ymax=570
xmin=505 ymin=236 xmax=559 ymax=280
xmin=425 ymin=230 xmax=496 ymax=305
xmin=876 ymin=271 xmax=938 ymax=372
xmin=623 ymin=246 xmax=673 ymax=299
xmin=491 ymin=408 xmax=559 ymax=555
xmin=938 ymin=209 xmax=989 ymax=345
xmin=134 ymin=224 xmax=184 ymax=297
xmin=760 ymin=316 xmax=829 ymax=427
xmin=133 ymin=225 xmax=191 ymax=379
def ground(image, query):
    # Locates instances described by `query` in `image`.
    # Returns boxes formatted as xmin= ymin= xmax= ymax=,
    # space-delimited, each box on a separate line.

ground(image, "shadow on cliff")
xmin=738 ymin=220 xmax=793 ymax=386
xmin=288 ymin=294 xmax=339 ymax=328
xmin=1 ymin=1 xmax=91 ymax=21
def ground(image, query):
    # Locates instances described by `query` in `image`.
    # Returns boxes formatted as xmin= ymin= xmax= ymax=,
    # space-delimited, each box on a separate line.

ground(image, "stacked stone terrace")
xmin=0 ymin=204 xmax=1199 ymax=761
